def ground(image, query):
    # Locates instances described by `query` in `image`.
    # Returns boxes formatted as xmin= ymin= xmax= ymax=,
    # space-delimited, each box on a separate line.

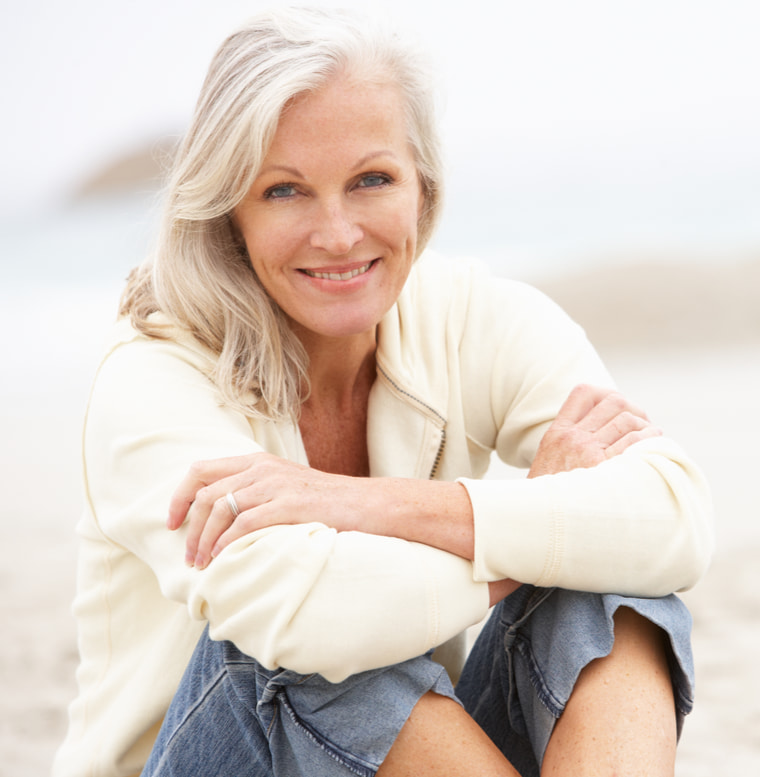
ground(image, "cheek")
xmin=383 ymin=193 xmax=421 ymax=244
xmin=241 ymin=220 xmax=301 ymax=277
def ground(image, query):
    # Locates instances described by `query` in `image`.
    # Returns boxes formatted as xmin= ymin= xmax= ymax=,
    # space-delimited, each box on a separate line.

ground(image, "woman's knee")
xmin=541 ymin=608 xmax=678 ymax=776
xmin=458 ymin=589 xmax=695 ymax=773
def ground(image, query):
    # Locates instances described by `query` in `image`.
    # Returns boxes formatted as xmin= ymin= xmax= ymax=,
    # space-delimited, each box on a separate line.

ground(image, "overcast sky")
xmin=2 ymin=0 xmax=759 ymax=256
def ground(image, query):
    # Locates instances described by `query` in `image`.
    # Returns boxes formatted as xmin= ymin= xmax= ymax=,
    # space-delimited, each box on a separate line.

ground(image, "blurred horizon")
xmin=2 ymin=0 xmax=759 ymax=284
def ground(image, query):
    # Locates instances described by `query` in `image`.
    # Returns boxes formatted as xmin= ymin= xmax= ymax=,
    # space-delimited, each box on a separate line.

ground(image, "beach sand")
xmin=2 ymin=259 xmax=758 ymax=775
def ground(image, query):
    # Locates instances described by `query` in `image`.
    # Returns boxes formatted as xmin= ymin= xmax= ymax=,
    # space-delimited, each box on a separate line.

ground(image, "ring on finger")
xmin=225 ymin=492 xmax=240 ymax=519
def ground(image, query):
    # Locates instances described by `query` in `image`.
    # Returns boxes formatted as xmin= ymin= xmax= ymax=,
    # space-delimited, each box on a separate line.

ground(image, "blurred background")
xmin=1 ymin=1 xmax=758 ymax=774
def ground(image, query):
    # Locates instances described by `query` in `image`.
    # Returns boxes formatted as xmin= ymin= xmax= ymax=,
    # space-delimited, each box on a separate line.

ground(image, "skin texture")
xmin=168 ymin=383 xmax=661 ymax=569
xmin=232 ymin=74 xmax=422 ymax=346
xmin=165 ymin=74 xmax=676 ymax=775
xmin=540 ymin=607 xmax=677 ymax=776
xmin=376 ymin=690 xmax=522 ymax=777
xmin=375 ymin=607 xmax=676 ymax=777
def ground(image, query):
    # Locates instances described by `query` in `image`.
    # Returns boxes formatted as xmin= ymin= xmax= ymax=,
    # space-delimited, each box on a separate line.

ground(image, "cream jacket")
xmin=54 ymin=253 xmax=713 ymax=776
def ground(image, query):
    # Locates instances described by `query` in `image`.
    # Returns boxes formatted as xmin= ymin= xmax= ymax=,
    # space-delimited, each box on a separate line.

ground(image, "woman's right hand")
xmin=528 ymin=384 xmax=662 ymax=479
xmin=167 ymin=452 xmax=373 ymax=568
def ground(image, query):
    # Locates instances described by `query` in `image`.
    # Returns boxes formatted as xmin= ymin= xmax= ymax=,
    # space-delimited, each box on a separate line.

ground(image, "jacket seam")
xmin=375 ymin=364 xmax=447 ymax=479
xmin=375 ymin=364 xmax=446 ymax=427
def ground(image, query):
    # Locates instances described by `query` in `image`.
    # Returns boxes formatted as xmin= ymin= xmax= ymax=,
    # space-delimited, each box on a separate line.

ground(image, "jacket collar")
xmin=366 ymin=283 xmax=448 ymax=480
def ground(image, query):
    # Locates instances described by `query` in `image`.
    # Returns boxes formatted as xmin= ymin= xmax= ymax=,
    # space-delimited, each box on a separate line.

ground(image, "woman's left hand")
xmin=527 ymin=384 xmax=661 ymax=479
xmin=167 ymin=452 xmax=367 ymax=569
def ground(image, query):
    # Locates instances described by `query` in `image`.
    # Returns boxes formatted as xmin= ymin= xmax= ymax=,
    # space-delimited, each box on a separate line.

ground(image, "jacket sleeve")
xmin=455 ymin=267 xmax=714 ymax=596
xmin=83 ymin=331 xmax=489 ymax=682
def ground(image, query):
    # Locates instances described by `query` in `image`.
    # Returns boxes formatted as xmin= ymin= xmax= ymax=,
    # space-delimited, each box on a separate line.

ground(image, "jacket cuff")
xmin=458 ymin=476 xmax=559 ymax=585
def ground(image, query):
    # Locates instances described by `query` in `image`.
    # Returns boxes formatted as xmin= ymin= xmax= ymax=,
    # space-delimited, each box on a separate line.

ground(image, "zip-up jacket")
xmin=54 ymin=252 xmax=713 ymax=776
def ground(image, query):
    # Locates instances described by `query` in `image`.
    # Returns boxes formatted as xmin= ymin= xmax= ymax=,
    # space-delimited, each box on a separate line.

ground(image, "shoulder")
xmin=87 ymin=316 xmax=228 ymax=437
xmin=377 ymin=249 xmax=591 ymax=394
xmin=390 ymin=249 xmax=608 ymax=393
xmin=398 ymin=249 xmax=575 ymax=334
xmin=95 ymin=315 xmax=219 ymax=386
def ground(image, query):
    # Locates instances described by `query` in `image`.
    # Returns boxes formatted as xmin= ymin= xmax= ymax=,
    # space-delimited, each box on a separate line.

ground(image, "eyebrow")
xmin=257 ymin=164 xmax=303 ymax=179
xmin=353 ymin=150 xmax=400 ymax=169
xmin=257 ymin=150 xmax=401 ymax=180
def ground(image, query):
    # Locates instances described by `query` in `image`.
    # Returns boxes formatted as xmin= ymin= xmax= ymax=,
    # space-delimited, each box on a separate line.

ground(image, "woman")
xmin=54 ymin=8 xmax=713 ymax=777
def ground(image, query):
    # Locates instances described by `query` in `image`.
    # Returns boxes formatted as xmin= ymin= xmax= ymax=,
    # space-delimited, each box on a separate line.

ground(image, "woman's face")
xmin=234 ymin=74 xmax=423 ymax=346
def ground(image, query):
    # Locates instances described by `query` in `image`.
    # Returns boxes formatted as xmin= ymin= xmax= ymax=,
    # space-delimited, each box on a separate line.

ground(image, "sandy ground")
xmin=1 ymin=259 xmax=758 ymax=775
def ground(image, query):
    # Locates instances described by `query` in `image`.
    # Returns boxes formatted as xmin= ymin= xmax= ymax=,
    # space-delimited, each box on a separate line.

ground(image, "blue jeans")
xmin=142 ymin=588 xmax=694 ymax=777
xmin=457 ymin=587 xmax=694 ymax=777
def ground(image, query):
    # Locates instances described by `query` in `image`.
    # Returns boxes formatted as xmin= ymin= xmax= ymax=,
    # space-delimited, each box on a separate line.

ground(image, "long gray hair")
xmin=121 ymin=7 xmax=444 ymax=419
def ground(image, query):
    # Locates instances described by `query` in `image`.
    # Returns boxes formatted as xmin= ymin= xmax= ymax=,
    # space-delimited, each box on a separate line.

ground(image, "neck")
xmin=295 ymin=326 xmax=378 ymax=410
xmin=294 ymin=327 xmax=377 ymax=477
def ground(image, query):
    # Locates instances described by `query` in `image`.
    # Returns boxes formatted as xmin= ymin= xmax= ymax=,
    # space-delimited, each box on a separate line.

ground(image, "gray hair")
xmin=121 ymin=6 xmax=444 ymax=419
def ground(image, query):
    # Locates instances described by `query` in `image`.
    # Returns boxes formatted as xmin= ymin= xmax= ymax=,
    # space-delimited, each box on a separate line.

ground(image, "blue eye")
xmin=265 ymin=184 xmax=297 ymax=199
xmin=357 ymin=174 xmax=390 ymax=189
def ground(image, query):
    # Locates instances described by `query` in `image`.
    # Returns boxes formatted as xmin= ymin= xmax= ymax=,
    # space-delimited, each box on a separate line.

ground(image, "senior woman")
xmin=54 ymin=8 xmax=712 ymax=777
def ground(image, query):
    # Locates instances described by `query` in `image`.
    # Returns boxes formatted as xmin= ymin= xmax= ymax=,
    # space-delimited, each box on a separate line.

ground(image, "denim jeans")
xmin=142 ymin=588 xmax=694 ymax=777
xmin=456 ymin=587 xmax=694 ymax=777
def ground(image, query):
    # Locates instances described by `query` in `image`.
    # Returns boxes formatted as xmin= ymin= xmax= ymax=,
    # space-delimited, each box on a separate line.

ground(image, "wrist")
xmin=366 ymin=478 xmax=475 ymax=559
xmin=488 ymin=579 xmax=521 ymax=607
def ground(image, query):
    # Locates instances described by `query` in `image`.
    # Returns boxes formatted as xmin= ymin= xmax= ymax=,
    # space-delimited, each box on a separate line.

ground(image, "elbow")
xmin=654 ymin=456 xmax=715 ymax=593
xmin=673 ymin=496 xmax=715 ymax=592
xmin=639 ymin=439 xmax=715 ymax=592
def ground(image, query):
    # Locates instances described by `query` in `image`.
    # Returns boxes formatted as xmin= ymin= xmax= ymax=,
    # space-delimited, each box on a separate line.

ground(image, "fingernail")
xmin=194 ymin=554 xmax=206 ymax=569
xmin=185 ymin=552 xmax=194 ymax=567
xmin=211 ymin=544 xmax=220 ymax=559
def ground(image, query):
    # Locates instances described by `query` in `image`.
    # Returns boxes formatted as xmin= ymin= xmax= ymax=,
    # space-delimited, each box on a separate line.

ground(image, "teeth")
xmin=304 ymin=261 xmax=373 ymax=280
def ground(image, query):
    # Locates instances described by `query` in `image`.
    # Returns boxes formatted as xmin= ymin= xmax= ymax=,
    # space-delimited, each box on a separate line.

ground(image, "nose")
xmin=309 ymin=199 xmax=363 ymax=255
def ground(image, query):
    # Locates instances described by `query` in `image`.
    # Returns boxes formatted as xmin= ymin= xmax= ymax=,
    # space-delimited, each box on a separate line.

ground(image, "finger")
xmin=209 ymin=504 xmax=276 ymax=561
xmin=554 ymin=384 xmax=614 ymax=424
xmin=605 ymin=426 xmax=663 ymax=459
xmin=184 ymin=470 xmax=261 ymax=564
xmin=594 ymin=411 xmax=651 ymax=446
xmin=576 ymin=392 xmax=651 ymax=434
xmin=192 ymin=493 xmax=240 ymax=568
xmin=167 ymin=454 xmax=262 ymax=530
xmin=182 ymin=484 xmax=223 ymax=565
xmin=167 ymin=471 xmax=207 ymax=531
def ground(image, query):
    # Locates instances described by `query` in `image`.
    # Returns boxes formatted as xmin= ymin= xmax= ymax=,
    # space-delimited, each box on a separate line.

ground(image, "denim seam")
xmin=514 ymin=636 xmax=565 ymax=719
xmin=499 ymin=588 xmax=566 ymax=720
xmin=151 ymin=666 xmax=228 ymax=769
xmin=275 ymin=691 xmax=378 ymax=777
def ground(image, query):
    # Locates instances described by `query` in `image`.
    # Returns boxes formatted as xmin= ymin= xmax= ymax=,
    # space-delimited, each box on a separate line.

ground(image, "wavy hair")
xmin=120 ymin=7 xmax=444 ymax=419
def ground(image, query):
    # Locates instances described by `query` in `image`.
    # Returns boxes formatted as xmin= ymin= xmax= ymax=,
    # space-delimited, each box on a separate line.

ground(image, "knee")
xmin=542 ymin=608 xmax=678 ymax=775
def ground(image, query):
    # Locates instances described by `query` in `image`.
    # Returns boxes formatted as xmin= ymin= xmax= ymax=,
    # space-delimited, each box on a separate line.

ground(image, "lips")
xmin=300 ymin=260 xmax=375 ymax=281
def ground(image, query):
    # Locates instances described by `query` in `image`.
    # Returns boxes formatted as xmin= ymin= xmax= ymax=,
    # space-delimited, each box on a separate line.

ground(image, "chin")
xmin=289 ymin=310 xmax=382 ymax=343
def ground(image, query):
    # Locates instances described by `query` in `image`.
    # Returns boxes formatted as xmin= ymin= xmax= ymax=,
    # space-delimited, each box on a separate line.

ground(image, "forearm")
xmin=357 ymin=478 xmax=477 ymax=560
xmin=86 ymin=337 xmax=493 ymax=679
xmin=463 ymin=437 xmax=714 ymax=595
xmin=182 ymin=523 xmax=491 ymax=681
xmin=98 ymin=465 xmax=492 ymax=680
xmin=328 ymin=477 xmax=520 ymax=606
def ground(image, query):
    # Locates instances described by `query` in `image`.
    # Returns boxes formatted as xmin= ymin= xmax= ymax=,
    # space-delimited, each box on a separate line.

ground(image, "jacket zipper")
xmin=376 ymin=364 xmax=447 ymax=480
xmin=429 ymin=429 xmax=446 ymax=480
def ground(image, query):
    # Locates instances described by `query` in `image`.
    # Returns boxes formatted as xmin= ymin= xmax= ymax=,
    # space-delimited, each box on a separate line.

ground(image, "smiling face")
xmin=233 ymin=74 xmax=423 ymax=349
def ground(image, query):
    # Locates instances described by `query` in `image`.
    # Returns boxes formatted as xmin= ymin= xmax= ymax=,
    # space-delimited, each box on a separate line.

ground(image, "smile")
xmin=301 ymin=260 xmax=374 ymax=281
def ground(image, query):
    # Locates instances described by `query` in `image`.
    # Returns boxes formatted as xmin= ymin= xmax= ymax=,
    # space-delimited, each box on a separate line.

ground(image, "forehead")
xmin=266 ymin=75 xmax=412 ymax=162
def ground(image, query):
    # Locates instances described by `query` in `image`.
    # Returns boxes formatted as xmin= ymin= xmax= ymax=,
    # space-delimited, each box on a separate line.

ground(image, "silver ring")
xmin=225 ymin=492 xmax=240 ymax=518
